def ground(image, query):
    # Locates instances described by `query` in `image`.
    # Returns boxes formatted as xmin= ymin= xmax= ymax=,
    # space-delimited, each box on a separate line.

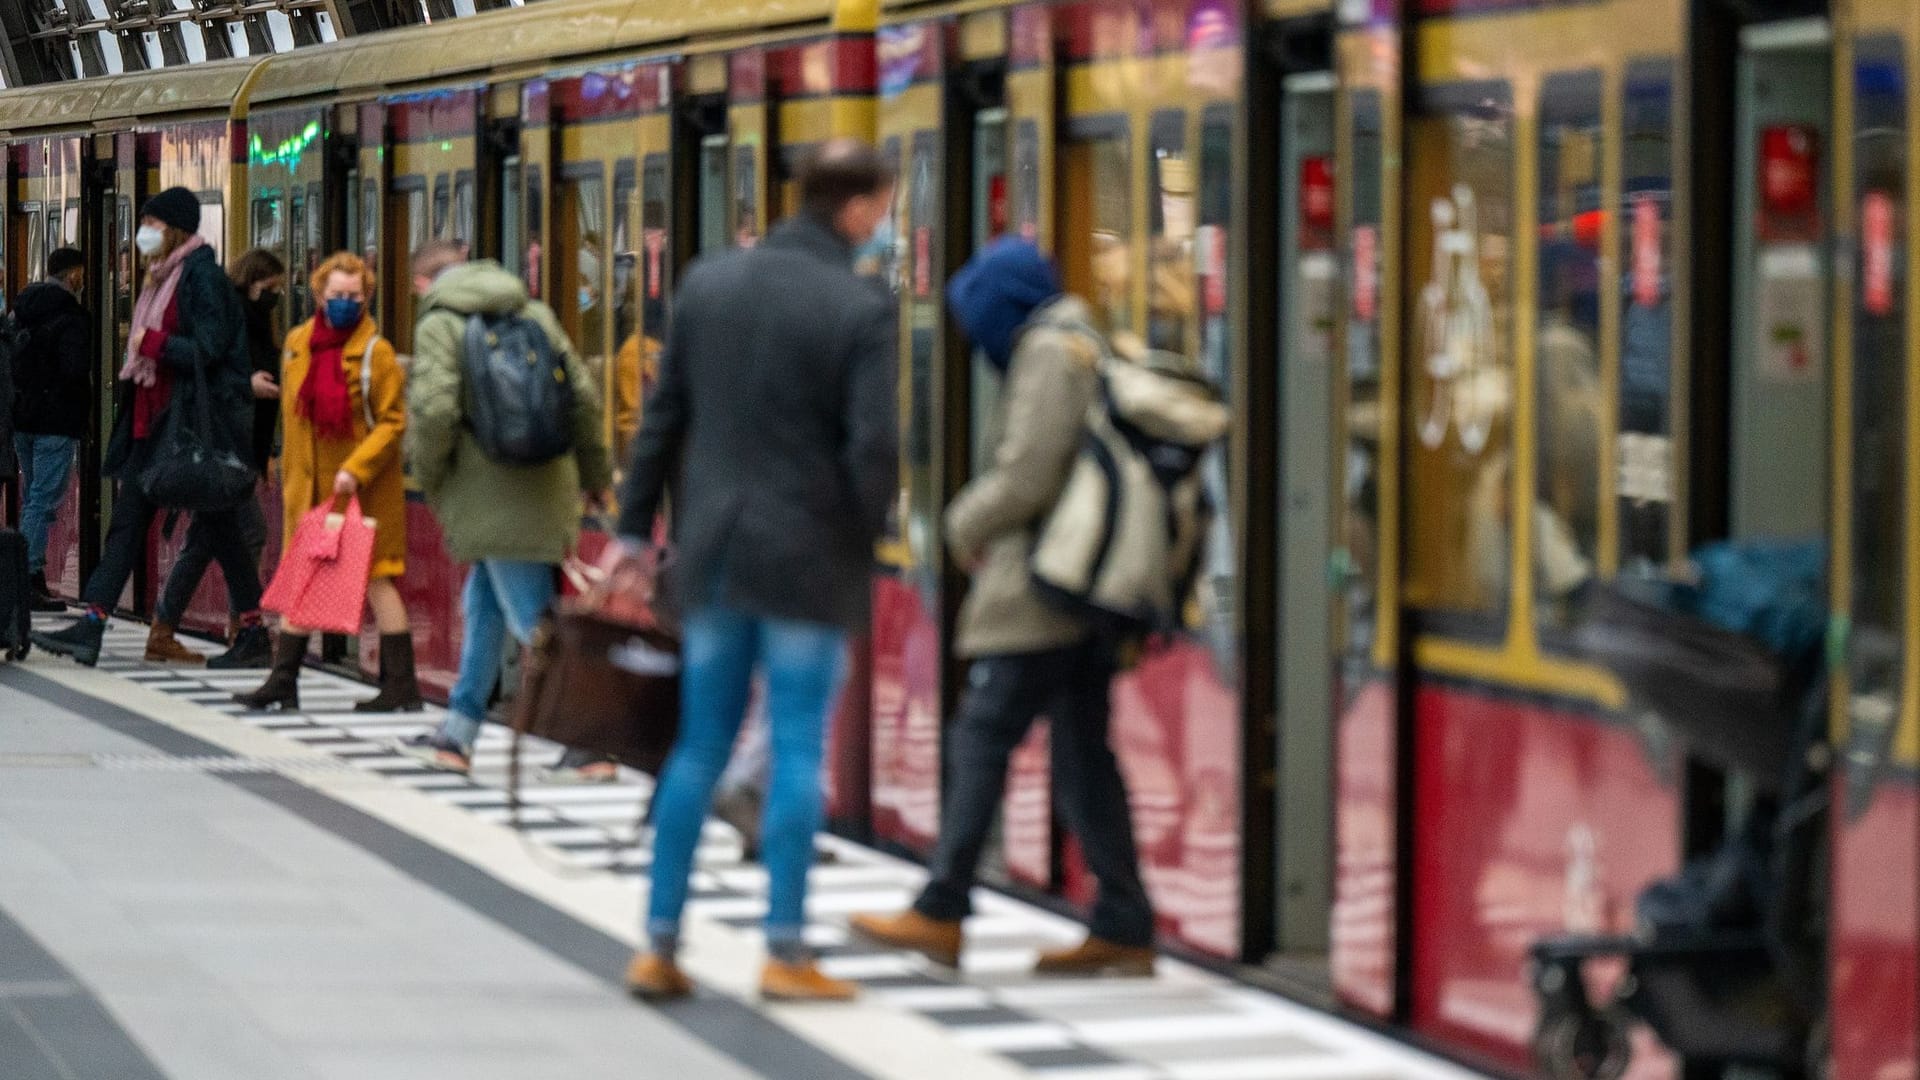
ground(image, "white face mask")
xmin=135 ymin=225 xmax=166 ymax=257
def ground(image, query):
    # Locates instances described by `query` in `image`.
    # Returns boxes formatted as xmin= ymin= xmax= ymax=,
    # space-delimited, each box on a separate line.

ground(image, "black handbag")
xmin=139 ymin=351 xmax=254 ymax=512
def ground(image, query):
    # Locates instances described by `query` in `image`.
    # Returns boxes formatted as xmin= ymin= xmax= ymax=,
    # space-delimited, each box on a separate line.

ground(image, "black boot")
xmin=208 ymin=624 xmax=273 ymax=669
xmin=355 ymin=633 xmax=424 ymax=713
xmin=31 ymin=615 xmax=103 ymax=666
xmin=232 ymin=633 xmax=308 ymax=711
xmin=28 ymin=571 xmax=64 ymax=613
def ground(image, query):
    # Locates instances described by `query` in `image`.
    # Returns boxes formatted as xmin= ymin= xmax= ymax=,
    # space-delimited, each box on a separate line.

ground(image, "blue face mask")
xmin=325 ymin=298 xmax=364 ymax=330
xmin=856 ymin=215 xmax=895 ymax=265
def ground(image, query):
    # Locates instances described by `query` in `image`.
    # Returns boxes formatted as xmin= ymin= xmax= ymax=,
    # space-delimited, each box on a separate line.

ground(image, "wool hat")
xmin=946 ymin=237 xmax=1061 ymax=373
xmin=141 ymin=187 xmax=201 ymax=235
xmin=45 ymin=247 xmax=84 ymax=278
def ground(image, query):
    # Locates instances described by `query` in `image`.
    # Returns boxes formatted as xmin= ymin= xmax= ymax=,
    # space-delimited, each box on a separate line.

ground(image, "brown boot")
xmin=144 ymin=622 xmax=205 ymax=665
xmin=624 ymin=953 xmax=693 ymax=1002
xmin=232 ymin=633 xmax=308 ymax=711
xmin=354 ymin=632 xmax=424 ymax=713
xmin=759 ymin=959 xmax=858 ymax=1002
xmin=1033 ymin=936 xmax=1155 ymax=978
xmin=849 ymin=910 xmax=963 ymax=968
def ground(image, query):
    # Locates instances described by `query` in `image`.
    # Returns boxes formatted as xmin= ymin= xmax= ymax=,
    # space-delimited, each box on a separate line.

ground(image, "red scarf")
xmin=297 ymin=316 xmax=356 ymax=440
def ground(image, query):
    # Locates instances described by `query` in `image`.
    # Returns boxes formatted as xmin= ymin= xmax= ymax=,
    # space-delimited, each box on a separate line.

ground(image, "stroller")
xmin=1530 ymin=541 xmax=1830 ymax=1080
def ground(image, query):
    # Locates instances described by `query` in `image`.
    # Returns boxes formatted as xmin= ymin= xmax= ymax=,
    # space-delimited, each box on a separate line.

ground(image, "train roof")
xmin=0 ymin=0 xmax=877 ymax=136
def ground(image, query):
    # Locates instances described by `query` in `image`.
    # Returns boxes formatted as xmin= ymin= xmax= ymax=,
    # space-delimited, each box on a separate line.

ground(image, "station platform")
xmin=0 ymin=614 xmax=1491 ymax=1080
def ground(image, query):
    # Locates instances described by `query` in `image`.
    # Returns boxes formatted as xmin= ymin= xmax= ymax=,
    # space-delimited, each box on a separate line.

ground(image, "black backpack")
xmin=461 ymin=310 xmax=575 ymax=466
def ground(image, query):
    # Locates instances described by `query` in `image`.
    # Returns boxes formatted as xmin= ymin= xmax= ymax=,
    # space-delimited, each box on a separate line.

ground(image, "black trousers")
xmin=913 ymin=638 xmax=1155 ymax=947
xmin=154 ymin=496 xmax=267 ymax=625
xmin=84 ymin=482 xmax=262 ymax=618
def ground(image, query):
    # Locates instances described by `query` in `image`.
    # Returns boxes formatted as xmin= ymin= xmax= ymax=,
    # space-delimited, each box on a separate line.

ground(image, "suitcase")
xmin=0 ymin=527 xmax=30 ymax=661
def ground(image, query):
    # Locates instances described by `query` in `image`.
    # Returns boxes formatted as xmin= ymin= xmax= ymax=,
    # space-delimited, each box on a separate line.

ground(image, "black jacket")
xmin=620 ymin=212 xmax=897 ymax=631
xmin=104 ymin=246 xmax=255 ymax=480
xmin=240 ymin=289 xmax=280 ymax=472
xmin=11 ymin=280 xmax=92 ymax=439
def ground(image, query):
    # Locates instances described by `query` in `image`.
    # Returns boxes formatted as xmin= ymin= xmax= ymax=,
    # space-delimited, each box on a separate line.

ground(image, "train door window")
xmin=1843 ymin=35 xmax=1906 ymax=785
xmin=1149 ymin=111 xmax=1193 ymax=358
xmin=1061 ymin=120 xmax=1132 ymax=335
xmin=611 ymin=162 xmax=639 ymax=456
xmin=1013 ymin=119 xmax=1041 ymax=241
xmin=361 ymin=176 xmax=379 ymax=267
xmin=113 ymin=197 xmax=132 ymax=324
xmin=252 ymin=194 xmax=284 ymax=249
xmin=698 ymin=134 xmax=729 ymax=254
xmin=1196 ymin=107 xmax=1236 ymax=673
xmin=732 ymin=143 xmax=760 ymax=246
xmin=62 ymin=200 xmax=79 ymax=249
xmin=557 ymin=168 xmax=607 ymax=384
xmin=386 ymin=180 xmax=427 ymax=351
xmin=23 ymin=203 xmax=44 ymax=282
xmin=1535 ymin=71 xmax=1605 ymax=623
xmin=196 ymin=196 xmax=225 ymax=263
xmin=903 ymin=129 xmax=942 ymax=588
xmin=967 ymin=107 xmax=1008 ymax=474
xmin=453 ymin=171 xmax=475 ymax=246
xmin=525 ymin=164 xmax=545 ymax=295
xmin=290 ymin=187 xmax=313 ymax=323
xmin=499 ymin=153 xmax=523 ymax=269
xmin=1618 ymin=62 xmax=1677 ymax=571
xmin=345 ymin=166 xmax=361 ymax=260
xmin=1403 ymin=81 xmax=1515 ymax=618
xmin=432 ymin=174 xmax=451 ymax=239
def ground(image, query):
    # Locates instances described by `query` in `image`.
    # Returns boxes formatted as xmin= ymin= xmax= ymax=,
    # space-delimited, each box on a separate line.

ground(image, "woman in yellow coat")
xmin=235 ymin=251 xmax=421 ymax=713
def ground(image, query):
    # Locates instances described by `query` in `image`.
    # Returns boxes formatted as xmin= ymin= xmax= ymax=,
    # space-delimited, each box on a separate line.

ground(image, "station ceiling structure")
xmin=0 ymin=0 xmax=530 ymax=86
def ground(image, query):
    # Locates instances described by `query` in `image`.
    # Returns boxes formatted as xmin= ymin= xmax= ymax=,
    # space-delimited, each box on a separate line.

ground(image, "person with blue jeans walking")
xmin=620 ymin=139 xmax=897 ymax=1003
xmin=11 ymin=247 xmax=90 ymax=612
xmin=397 ymin=240 xmax=615 ymax=779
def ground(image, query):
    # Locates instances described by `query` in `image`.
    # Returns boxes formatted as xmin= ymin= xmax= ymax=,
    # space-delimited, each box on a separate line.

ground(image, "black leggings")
xmin=84 ymin=481 xmax=262 ymax=618
xmin=154 ymin=497 xmax=267 ymax=625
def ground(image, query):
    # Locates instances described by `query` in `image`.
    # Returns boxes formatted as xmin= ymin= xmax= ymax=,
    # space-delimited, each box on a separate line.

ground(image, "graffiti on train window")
xmin=1618 ymin=62 xmax=1676 ymax=571
xmin=1843 ymin=36 xmax=1907 ymax=817
xmin=1535 ymin=71 xmax=1604 ymax=621
xmin=1405 ymin=82 xmax=1514 ymax=617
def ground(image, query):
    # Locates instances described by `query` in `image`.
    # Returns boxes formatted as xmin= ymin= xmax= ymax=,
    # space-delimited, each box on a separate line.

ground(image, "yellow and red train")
xmin=0 ymin=0 xmax=1915 ymax=1075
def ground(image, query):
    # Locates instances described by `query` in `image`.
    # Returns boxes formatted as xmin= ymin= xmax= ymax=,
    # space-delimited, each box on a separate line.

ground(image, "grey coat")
xmin=618 ymin=213 xmax=897 ymax=632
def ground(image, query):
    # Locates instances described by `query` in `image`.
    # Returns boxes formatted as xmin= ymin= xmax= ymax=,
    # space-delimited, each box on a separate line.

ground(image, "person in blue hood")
xmin=853 ymin=238 xmax=1160 ymax=978
xmin=946 ymin=236 xmax=1061 ymax=372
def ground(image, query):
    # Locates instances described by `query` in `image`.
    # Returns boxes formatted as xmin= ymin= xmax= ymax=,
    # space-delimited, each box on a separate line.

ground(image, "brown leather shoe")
xmin=849 ymin=909 xmax=963 ymax=968
xmin=1033 ymin=936 xmax=1155 ymax=978
xmin=144 ymin=622 xmax=205 ymax=665
xmin=760 ymin=959 xmax=858 ymax=1002
xmin=624 ymin=953 xmax=693 ymax=1001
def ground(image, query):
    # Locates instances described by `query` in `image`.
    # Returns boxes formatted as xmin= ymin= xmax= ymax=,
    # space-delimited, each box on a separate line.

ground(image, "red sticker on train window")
xmin=1351 ymin=224 xmax=1377 ymax=320
xmin=1864 ymin=191 xmax=1895 ymax=317
xmin=1301 ymin=156 xmax=1335 ymax=232
xmin=1631 ymin=195 xmax=1661 ymax=308
xmin=1760 ymin=125 xmax=1818 ymax=220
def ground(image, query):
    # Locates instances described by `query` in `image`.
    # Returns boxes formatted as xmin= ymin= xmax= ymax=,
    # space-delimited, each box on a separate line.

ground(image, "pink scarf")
xmin=120 ymin=233 xmax=206 ymax=387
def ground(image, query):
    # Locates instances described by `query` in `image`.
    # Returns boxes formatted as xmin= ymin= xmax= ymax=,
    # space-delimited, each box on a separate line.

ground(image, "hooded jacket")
xmin=406 ymin=260 xmax=613 ymax=565
xmin=618 ymin=212 xmax=897 ymax=632
xmin=11 ymin=279 xmax=92 ymax=439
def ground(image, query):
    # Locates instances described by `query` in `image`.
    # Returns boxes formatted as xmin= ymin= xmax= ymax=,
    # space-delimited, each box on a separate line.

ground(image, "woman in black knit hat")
xmin=33 ymin=187 xmax=266 ymax=668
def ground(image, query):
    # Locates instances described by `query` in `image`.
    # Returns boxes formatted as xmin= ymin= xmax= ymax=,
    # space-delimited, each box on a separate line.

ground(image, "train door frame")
xmin=79 ymin=135 xmax=118 ymax=593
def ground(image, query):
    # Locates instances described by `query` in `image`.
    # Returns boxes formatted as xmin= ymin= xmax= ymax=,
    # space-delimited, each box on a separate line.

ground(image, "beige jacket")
xmin=950 ymin=296 xmax=1103 ymax=657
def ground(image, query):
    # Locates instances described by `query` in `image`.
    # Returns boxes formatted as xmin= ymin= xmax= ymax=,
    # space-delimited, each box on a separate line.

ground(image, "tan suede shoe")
xmin=849 ymin=909 xmax=963 ymax=968
xmin=144 ymin=622 xmax=205 ymax=665
xmin=1033 ymin=936 xmax=1155 ymax=978
xmin=624 ymin=953 xmax=693 ymax=1001
xmin=759 ymin=959 xmax=858 ymax=1002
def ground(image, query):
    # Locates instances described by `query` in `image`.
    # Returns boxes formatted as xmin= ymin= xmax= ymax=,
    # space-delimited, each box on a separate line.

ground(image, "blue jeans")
xmin=13 ymin=434 xmax=75 ymax=576
xmin=647 ymin=605 xmax=845 ymax=950
xmin=438 ymin=560 xmax=556 ymax=752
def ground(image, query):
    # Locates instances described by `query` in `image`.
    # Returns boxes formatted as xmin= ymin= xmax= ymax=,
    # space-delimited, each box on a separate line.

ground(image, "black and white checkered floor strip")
xmin=36 ymin=614 xmax=1487 ymax=1080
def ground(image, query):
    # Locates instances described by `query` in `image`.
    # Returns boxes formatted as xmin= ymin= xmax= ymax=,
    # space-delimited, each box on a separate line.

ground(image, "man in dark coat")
xmin=619 ymin=138 xmax=896 ymax=1003
xmin=11 ymin=247 xmax=91 ymax=611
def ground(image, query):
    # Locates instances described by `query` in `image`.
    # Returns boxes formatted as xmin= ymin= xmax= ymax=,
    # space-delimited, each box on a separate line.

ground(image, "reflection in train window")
xmin=198 ymin=198 xmax=225 ymax=263
xmin=732 ymin=144 xmax=760 ymax=246
xmin=1535 ymin=71 xmax=1605 ymax=620
xmin=290 ymin=190 xmax=311 ymax=323
xmin=24 ymin=206 xmax=44 ymax=281
xmin=1197 ymin=109 xmax=1236 ymax=665
xmin=1062 ymin=124 xmax=1132 ymax=335
xmin=1404 ymin=82 xmax=1515 ymax=617
xmin=525 ymin=164 xmax=545 ymax=296
xmin=252 ymin=196 xmax=284 ymax=249
xmin=1149 ymin=111 xmax=1193 ymax=358
xmin=1618 ymin=63 xmax=1676 ymax=570
xmin=611 ymin=165 xmax=639 ymax=457
xmin=1847 ymin=37 xmax=1907 ymax=751
xmin=500 ymin=154 xmax=523 ymax=270
xmin=433 ymin=175 xmax=451 ymax=239
xmin=1013 ymin=120 xmax=1041 ymax=241
xmin=114 ymin=197 xmax=132 ymax=325
xmin=453 ymin=172 xmax=475 ymax=245
xmin=699 ymin=135 xmax=729 ymax=255
xmin=361 ymin=176 xmax=379 ymax=266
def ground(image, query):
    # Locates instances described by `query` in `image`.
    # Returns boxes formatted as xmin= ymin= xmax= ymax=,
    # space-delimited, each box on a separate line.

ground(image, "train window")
xmin=1618 ymin=62 xmax=1676 ymax=571
xmin=114 ymin=197 xmax=132 ymax=325
xmin=732 ymin=144 xmax=760 ymax=246
xmin=903 ymin=128 xmax=942 ymax=586
xmin=1845 ymin=37 xmax=1907 ymax=767
xmin=345 ymin=167 xmax=361 ymax=261
xmin=453 ymin=172 xmax=475 ymax=245
xmin=1149 ymin=111 xmax=1193 ymax=357
xmin=968 ymin=108 xmax=1009 ymax=474
xmin=500 ymin=153 xmax=523 ymax=269
xmin=252 ymin=195 xmax=284 ymax=248
xmin=1404 ymin=81 xmax=1515 ymax=618
xmin=62 ymin=201 xmax=79 ymax=248
xmin=611 ymin=164 xmax=639 ymax=458
xmin=1535 ymin=71 xmax=1605 ymax=621
xmin=361 ymin=176 xmax=379 ymax=268
xmin=290 ymin=190 xmax=308 ymax=320
xmin=526 ymin=164 xmax=547 ymax=296
xmin=1013 ymin=119 xmax=1041 ymax=241
xmin=558 ymin=170 xmax=608 ymax=391
xmin=432 ymin=175 xmax=451 ymax=239
xmin=698 ymin=135 xmax=728 ymax=255
xmin=1197 ymin=109 xmax=1235 ymax=664
xmin=198 ymin=198 xmax=225 ymax=263
xmin=24 ymin=206 xmax=44 ymax=282
xmin=1062 ymin=121 xmax=1133 ymax=335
